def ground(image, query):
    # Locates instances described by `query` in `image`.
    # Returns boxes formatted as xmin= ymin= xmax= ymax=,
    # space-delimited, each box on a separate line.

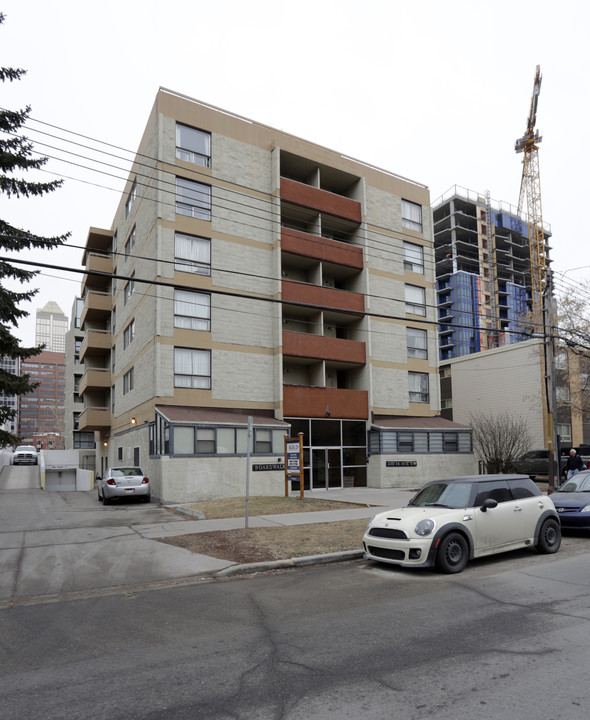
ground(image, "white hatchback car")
xmin=363 ymin=474 xmax=561 ymax=573
xmin=96 ymin=466 xmax=150 ymax=504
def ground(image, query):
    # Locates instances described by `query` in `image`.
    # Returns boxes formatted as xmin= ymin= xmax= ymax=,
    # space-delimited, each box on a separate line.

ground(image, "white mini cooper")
xmin=363 ymin=474 xmax=561 ymax=574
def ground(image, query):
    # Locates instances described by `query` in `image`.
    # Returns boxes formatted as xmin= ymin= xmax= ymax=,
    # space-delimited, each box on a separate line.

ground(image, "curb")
xmin=215 ymin=549 xmax=364 ymax=577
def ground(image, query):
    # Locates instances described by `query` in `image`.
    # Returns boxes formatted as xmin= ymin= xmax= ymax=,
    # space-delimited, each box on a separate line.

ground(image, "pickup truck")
xmin=12 ymin=445 xmax=38 ymax=465
xmin=515 ymin=447 xmax=590 ymax=480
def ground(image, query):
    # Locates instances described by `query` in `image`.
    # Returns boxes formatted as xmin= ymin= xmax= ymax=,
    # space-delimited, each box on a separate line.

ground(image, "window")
xmin=197 ymin=428 xmax=215 ymax=454
xmin=174 ymin=348 xmax=211 ymax=389
xmin=73 ymin=432 xmax=95 ymax=449
xmin=405 ymin=284 xmax=426 ymax=316
xmin=255 ymin=429 xmax=272 ymax=454
xmin=402 ymin=199 xmax=423 ymax=232
xmin=117 ymin=446 xmax=123 ymax=461
xmin=409 ymin=372 xmax=429 ymax=403
xmin=123 ymin=367 xmax=134 ymax=394
xmin=398 ymin=433 xmax=414 ymax=453
xmin=556 ymin=386 xmax=570 ymax=402
xmin=443 ymin=432 xmax=458 ymax=452
xmin=125 ymin=179 xmax=137 ymax=217
xmin=557 ymin=423 xmax=572 ymax=443
xmin=407 ymin=327 xmax=427 ymax=359
xmin=176 ymin=123 xmax=211 ymax=167
xmin=174 ymin=290 xmax=211 ymax=331
xmin=174 ymin=426 xmax=196 ymax=454
xmin=124 ymin=273 xmax=135 ymax=305
xmin=176 ymin=178 xmax=211 ymax=220
xmin=175 ymin=233 xmax=211 ymax=275
xmin=403 ymin=242 xmax=424 ymax=273
xmin=124 ymin=227 xmax=136 ymax=257
xmin=123 ymin=319 xmax=135 ymax=348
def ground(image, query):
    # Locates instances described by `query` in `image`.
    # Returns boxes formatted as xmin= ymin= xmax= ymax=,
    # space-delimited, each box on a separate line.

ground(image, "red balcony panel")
xmin=282 ymin=280 xmax=364 ymax=316
xmin=283 ymin=385 xmax=368 ymax=420
xmin=281 ymin=228 xmax=363 ymax=270
xmin=283 ymin=331 xmax=365 ymax=364
xmin=281 ymin=178 xmax=361 ymax=223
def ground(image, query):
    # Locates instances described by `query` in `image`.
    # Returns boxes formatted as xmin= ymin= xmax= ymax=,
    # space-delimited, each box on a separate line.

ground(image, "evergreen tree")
xmin=0 ymin=13 xmax=70 ymax=447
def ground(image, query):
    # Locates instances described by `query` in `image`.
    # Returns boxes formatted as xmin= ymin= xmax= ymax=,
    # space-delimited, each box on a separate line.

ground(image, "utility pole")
xmin=544 ymin=272 xmax=559 ymax=492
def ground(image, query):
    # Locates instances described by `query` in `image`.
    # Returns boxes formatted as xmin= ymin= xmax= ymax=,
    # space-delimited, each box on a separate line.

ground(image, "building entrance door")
xmin=311 ymin=448 xmax=342 ymax=490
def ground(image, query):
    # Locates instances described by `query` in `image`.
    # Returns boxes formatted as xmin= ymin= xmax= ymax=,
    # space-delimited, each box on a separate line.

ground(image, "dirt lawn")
xmin=159 ymin=496 xmax=375 ymax=565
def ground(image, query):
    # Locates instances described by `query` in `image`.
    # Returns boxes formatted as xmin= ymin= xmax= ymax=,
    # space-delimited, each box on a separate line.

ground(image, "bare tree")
xmin=470 ymin=412 xmax=533 ymax=473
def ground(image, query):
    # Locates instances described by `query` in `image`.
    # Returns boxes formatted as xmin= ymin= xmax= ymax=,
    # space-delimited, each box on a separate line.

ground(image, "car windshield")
xmin=409 ymin=482 xmax=472 ymax=509
xmin=16 ymin=446 xmax=35 ymax=452
xmin=557 ymin=473 xmax=590 ymax=493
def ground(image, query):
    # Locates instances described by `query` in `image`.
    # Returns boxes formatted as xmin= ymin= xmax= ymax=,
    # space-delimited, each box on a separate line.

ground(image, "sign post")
xmin=284 ymin=432 xmax=304 ymax=499
xmin=245 ymin=416 xmax=253 ymax=528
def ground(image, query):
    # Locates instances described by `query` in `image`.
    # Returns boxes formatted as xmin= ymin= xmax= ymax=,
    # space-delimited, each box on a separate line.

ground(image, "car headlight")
xmin=581 ymin=505 xmax=590 ymax=513
xmin=415 ymin=518 xmax=435 ymax=536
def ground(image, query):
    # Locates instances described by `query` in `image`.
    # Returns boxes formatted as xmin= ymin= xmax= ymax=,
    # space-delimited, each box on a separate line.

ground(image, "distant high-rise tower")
xmin=35 ymin=301 xmax=68 ymax=352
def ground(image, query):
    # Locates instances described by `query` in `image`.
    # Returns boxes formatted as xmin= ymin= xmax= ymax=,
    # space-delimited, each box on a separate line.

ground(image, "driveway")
xmin=0 ymin=466 xmax=232 ymax=607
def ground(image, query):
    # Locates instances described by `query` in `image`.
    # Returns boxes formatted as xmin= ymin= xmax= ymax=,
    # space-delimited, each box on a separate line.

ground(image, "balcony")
xmin=80 ymin=290 xmax=111 ymax=329
xmin=280 ymin=178 xmax=361 ymax=223
xmin=79 ymin=368 xmax=111 ymax=396
xmin=283 ymin=331 xmax=365 ymax=365
xmin=283 ymin=385 xmax=368 ymax=419
xmin=80 ymin=329 xmax=111 ymax=361
xmin=282 ymin=280 xmax=364 ymax=316
xmin=81 ymin=252 xmax=113 ymax=296
xmin=281 ymin=228 xmax=363 ymax=270
xmin=78 ymin=406 xmax=111 ymax=431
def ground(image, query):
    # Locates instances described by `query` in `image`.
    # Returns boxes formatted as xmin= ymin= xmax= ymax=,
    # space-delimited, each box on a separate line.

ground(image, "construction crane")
xmin=515 ymin=65 xmax=547 ymax=332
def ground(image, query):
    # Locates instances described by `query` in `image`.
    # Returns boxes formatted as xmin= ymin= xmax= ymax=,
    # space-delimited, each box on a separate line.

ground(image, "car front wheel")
xmin=537 ymin=518 xmax=561 ymax=554
xmin=435 ymin=532 xmax=469 ymax=574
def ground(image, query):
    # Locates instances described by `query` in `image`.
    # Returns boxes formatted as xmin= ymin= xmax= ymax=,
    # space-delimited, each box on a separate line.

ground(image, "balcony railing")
xmin=283 ymin=385 xmax=368 ymax=419
xmin=283 ymin=331 xmax=365 ymax=364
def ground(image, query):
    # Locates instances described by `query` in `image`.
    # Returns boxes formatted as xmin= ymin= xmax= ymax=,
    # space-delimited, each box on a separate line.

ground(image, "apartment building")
xmin=72 ymin=90 xmax=474 ymax=502
xmin=64 ymin=297 xmax=96 ymax=467
xmin=433 ymin=186 xmax=552 ymax=360
xmin=0 ymin=355 xmax=19 ymax=439
xmin=18 ymin=350 xmax=65 ymax=445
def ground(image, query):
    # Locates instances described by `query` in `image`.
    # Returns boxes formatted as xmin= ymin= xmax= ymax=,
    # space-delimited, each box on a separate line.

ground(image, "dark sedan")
xmin=552 ymin=470 xmax=590 ymax=530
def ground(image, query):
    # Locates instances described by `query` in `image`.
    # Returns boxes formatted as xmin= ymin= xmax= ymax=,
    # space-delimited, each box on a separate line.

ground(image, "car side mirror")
xmin=481 ymin=498 xmax=498 ymax=513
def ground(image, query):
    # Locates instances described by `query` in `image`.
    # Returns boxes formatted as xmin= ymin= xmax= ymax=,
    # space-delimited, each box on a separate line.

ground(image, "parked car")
xmin=12 ymin=445 xmax=38 ymax=465
xmin=551 ymin=470 xmax=590 ymax=530
xmin=363 ymin=474 xmax=560 ymax=574
xmin=514 ymin=449 xmax=563 ymax=479
xmin=96 ymin=466 xmax=150 ymax=504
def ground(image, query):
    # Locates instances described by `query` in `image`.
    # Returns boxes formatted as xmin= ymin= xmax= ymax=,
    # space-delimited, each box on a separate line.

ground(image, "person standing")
xmin=563 ymin=448 xmax=586 ymax=481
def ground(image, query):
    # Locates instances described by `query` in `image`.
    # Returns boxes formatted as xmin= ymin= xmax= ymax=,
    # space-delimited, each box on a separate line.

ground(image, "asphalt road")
xmin=2 ymin=465 xmax=590 ymax=718
xmin=2 ymin=546 xmax=590 ymax=719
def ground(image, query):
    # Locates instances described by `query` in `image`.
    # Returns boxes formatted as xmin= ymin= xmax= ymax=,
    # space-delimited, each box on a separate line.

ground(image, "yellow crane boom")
xmin=515 ymin=65 xmax=546 ymax=331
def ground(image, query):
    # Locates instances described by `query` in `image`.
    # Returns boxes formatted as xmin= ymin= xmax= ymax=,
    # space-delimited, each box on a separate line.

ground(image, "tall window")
xmin=405 ymin=284 xmax=426 ymax=316
xmin=174 ymin=290 xmax=211 ymax=331
xmin=123 ymin=367 xmax=134 ymax=394
xmin=125 ymin=179 xmax=137 ymax=217
xmin=175 ymin=233 xmax=211 ymax=275
xmin=124 ymin=273 xmax=135 ymax=305
xmin=174 ymin=348 xmax=211 ymax=389
xmin=409 ymin=372 xmax=429 ymax=403
xmin=176 ymin=178 xmax=211 ymax=220
xmin=403 ymin=242 xmax=424 ymax=273
xmin=123 ymin=319 xmax=135 ymax=348
xmin=402 ymin=199 xmax=423 ymax=232
xmin=124 ymin=227 xmax=136 ymax=257
xmin=407 ymin=327 xmax=427 ymax=359
xmin=176 ymin=123 xmax=211 ymax=167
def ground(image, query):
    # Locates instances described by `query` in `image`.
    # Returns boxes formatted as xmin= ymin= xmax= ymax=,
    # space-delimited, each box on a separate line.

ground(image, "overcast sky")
xmin=2 ymin=0 xmax=589 ymax=346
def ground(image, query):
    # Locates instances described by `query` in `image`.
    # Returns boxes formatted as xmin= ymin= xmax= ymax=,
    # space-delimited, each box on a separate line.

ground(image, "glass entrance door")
xmin=311 ymin=448 xmax=342 ymax=490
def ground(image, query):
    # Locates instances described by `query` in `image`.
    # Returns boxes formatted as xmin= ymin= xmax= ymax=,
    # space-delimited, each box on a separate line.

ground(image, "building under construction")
xmin=432 ymin=186 xmax=552 ymax=361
